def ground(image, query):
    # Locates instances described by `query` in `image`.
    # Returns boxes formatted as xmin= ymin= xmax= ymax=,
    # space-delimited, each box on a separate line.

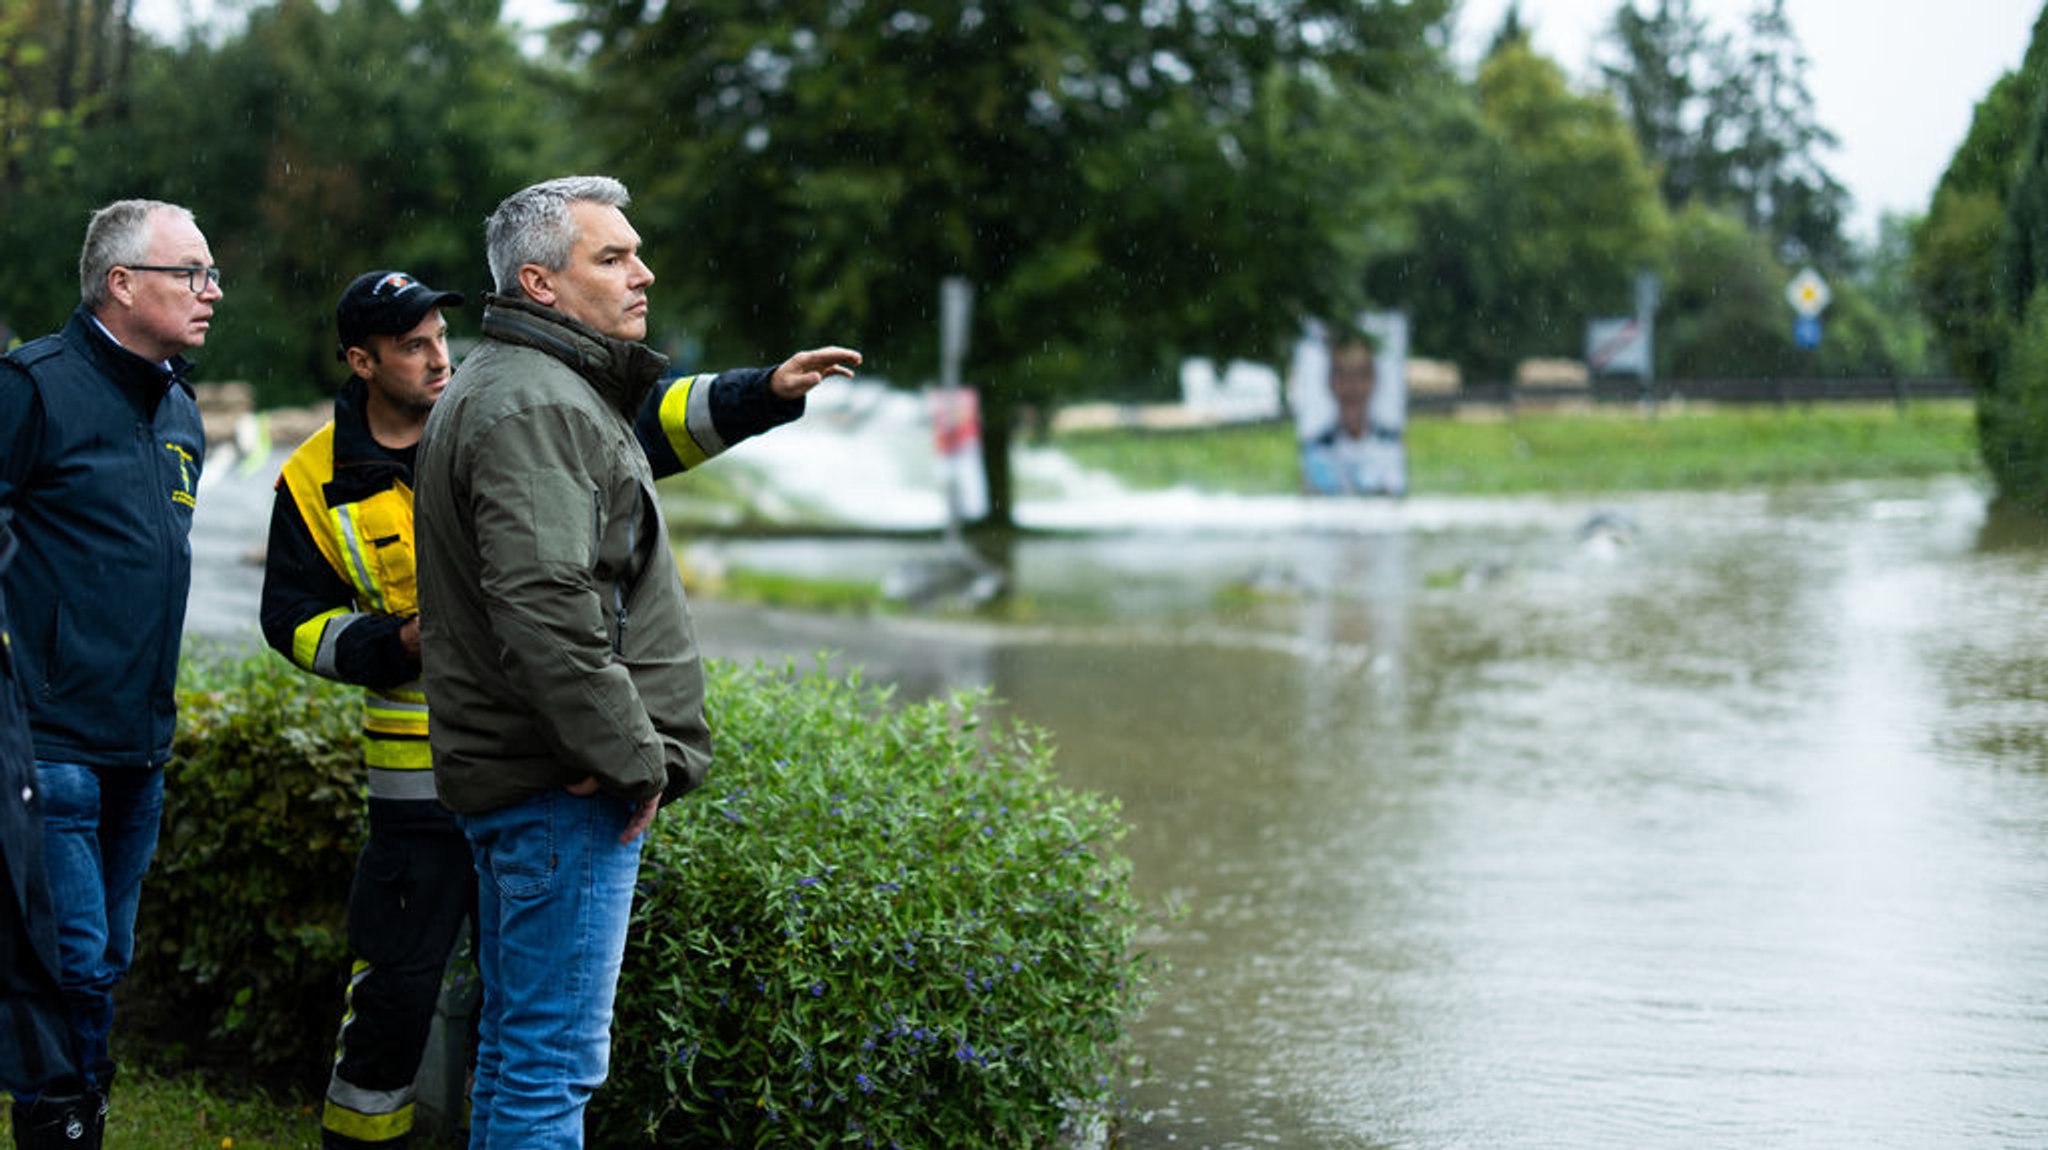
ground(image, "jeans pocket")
xmin=478 ymin=803 xmax=556 ymax=902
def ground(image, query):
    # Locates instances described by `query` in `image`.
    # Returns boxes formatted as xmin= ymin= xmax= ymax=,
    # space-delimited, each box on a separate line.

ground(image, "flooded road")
xmin=687 ymin=477 xmax=2048 ymax=1150
xmin=191 ymin=466 xmax=2048 ymax=1148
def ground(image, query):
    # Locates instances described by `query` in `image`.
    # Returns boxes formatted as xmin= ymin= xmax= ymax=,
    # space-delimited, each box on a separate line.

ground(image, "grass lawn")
xmin=3 ymin=1068 xmax=326 ymax=1149
xmin=1052 ymin=400 xmax=1983 ymax=495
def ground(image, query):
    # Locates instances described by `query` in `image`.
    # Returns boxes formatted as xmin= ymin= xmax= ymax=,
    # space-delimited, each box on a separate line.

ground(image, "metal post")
xmin=937 ymin=276 xmax=973 ymax=543
xmin=1635 ymin=270 xmax=1660 ymax=404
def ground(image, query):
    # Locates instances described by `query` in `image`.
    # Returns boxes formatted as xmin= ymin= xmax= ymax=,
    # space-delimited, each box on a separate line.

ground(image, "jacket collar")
xmin=69 ymin=306 xmax=196 ymax=403
xmin=321 ymin=375 xmax=412 ymax=503
xmin=330 ymin=376 xmax=380 ymax=464
xmin=478 ymin=293 xmax=669 ymax=418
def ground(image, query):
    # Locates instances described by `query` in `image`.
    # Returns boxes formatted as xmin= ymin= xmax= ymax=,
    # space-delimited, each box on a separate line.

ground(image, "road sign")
xmin=1794 ymin=313 xmax=1823 ymax=350
xmin=1786 ymin=268 xmax=1831 ymax=318
xmin=1586 ymin=317 xmax=1649 ymax=376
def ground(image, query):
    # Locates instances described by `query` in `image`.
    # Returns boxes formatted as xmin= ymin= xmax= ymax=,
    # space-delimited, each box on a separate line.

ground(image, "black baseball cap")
xmin=336 ymin=270 xmax=464 ymax=360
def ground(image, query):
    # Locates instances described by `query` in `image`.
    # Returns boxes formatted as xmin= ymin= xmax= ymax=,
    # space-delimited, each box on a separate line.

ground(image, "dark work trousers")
xmin=321 ymin=797 xmax=477 ymax=1150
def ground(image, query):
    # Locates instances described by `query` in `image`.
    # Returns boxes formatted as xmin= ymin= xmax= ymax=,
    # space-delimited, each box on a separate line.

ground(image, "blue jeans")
xmin=460 ymin=790 xmax=644 ymax=1149
xmin=34 ymin=761 xmax=165 ymax=1090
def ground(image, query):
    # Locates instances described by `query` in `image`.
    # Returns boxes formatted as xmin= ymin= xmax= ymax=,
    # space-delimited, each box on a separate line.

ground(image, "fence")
xmin=1416 ymin=376 xmax=1973 ymax=414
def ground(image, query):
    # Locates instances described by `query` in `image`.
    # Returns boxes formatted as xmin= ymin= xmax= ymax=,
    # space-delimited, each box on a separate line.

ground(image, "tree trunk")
xmin=56 ymin=0 xmax=83 ymax=112
xmin=112 ymin=0 xmax=135 ymax=120
xmin=85 ymin=0 xmax=113 ymax=115
xmin=974 ymin=380 xmax=1017 ymax=531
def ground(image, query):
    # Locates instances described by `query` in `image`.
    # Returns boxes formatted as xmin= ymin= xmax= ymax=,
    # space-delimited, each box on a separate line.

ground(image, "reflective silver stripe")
xmin=684 ymin=374 xmax=728 ymax=458
xmin=366 ymin=693 xmax=429 ymax=718
xmin=315 ymin=612 xmax=376 ymax=678
xmin=327 ymin=1071 xmax=416 ymax=1117
xmin=334 ymin=506 xmax=389 ymax=614
xmin=366 ymin=767 xmax=439 ymax=801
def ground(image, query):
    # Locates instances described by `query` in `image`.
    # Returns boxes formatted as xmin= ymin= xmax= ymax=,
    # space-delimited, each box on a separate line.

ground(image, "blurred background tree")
xmin=1600 ymin=0 xmax=1847 ymax=267
xmin=0 ymin=0 xmax=587 ymax=402
xmin=1597 ymin=0 xmax=1908 ymax=383
xmin=557 ymin=0 xmax=1448 ymax=527
xmin=1912 ymin=6 xmax=2048 ymax=508
xmin=1372 ymin=23 xmax=1667 ymax=383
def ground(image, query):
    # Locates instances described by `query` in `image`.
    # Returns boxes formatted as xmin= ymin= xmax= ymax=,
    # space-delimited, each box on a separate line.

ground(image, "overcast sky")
xmin=1452 ymin=0 xmax=2043 ymax=239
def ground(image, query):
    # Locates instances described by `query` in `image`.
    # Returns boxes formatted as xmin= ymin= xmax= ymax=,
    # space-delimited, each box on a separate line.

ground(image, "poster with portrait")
xmin=928 ymin=385 xmax=989 ymax=523
xmin=1287 ymin=311 xmax=1409 ymax=497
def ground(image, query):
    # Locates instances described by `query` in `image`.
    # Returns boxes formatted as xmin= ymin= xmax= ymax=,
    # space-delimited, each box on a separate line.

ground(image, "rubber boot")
xmin=9 ymin=1093 xmax=101 ymax=1150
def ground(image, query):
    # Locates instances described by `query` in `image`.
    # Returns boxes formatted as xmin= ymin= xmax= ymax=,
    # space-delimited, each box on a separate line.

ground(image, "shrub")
xmin=126 ymin=641 xmax=365 ymax=1082
xmin=595 ymin=659 xmax=1158 ymax=1149
xmin=126 ymin=648 xmax=1159 ymax=1141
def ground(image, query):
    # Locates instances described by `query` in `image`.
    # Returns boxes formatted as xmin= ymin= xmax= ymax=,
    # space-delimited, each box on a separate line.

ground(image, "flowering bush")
xmin=595 ymin=659 xmax=1158 ymax=1148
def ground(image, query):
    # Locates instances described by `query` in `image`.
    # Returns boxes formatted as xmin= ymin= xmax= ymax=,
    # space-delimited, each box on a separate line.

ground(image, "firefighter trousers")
xmin=321 ymin=798 xmax=476 ymax=1150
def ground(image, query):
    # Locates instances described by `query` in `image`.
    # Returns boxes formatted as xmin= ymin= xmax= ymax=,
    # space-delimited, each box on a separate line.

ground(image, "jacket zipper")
xmin=609 ymin=492 xmax=631 ymax=656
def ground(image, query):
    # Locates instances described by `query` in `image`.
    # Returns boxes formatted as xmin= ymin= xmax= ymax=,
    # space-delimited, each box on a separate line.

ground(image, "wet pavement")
xmin=187 ymin=450 xmax=280 ymax=647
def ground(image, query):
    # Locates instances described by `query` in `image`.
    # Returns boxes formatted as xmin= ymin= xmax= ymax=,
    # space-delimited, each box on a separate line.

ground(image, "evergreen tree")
xmin=1599 ymin=0 xmax=1728 ymax=208
xmin=1488 ymin=1 xmax=1529 ymax=57
xmin=1978 ymin=7 xmax=2048 ymax=507
xmin=1913 ymin=69 xmax=2036 ymax=391
xmin=1600 ymin=0 xmax=1848 ymax=268
xmin=1721 ymin=0 xmax=1848 ymax=267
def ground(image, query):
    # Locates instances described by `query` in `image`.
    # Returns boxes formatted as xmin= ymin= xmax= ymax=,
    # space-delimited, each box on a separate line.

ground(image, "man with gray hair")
xmin=0 ymin=199 xmax=220 ymax=1147
xmin=414 ymin=175 xmax=858 ymax=1146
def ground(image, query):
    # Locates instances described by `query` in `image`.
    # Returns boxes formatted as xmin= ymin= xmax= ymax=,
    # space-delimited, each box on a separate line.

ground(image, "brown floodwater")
xmin=685 ymin=476 xmax=2048 ymax=1149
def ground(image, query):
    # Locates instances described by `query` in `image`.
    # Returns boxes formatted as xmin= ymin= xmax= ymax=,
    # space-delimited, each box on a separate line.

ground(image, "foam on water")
xmin=723 ymin=381 xmax=1601 ymax=536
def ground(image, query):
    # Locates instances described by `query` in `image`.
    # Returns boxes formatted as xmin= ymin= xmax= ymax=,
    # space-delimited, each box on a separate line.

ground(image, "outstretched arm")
xmin=635 ymin=346 xmax=863 ymax=480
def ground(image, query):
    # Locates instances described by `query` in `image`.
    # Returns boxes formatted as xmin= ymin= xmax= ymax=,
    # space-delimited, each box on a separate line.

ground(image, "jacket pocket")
xmin=352 ymin=489 xmax=419 ymax=615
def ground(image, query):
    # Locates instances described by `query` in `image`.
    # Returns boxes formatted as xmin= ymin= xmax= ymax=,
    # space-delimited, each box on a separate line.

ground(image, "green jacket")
xmin=414 ymin=295 xmax=719 ymax=815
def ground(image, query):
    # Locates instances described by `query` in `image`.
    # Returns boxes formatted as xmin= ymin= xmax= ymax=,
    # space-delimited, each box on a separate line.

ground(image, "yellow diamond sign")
xmin=1785 ymin=267 xmax=1831 ymax=318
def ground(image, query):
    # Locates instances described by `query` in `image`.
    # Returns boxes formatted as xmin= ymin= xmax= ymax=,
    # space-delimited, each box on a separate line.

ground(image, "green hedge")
xmin=127 ymin=641 xmax=365 ymax=1081
xmin=128 ymin=648 xmax=1158 ymax=1140
xmin=597 ymin=660 xmax=1156 ymax=1148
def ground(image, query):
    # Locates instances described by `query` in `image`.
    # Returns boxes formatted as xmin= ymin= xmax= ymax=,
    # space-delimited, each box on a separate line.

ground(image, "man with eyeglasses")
xmin=0 ymin=198 xmax=221 ymax=1149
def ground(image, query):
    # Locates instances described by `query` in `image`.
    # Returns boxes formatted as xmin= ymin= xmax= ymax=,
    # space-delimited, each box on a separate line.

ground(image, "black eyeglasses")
xmin=125 ymin=264 xmax=223 ymax=294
